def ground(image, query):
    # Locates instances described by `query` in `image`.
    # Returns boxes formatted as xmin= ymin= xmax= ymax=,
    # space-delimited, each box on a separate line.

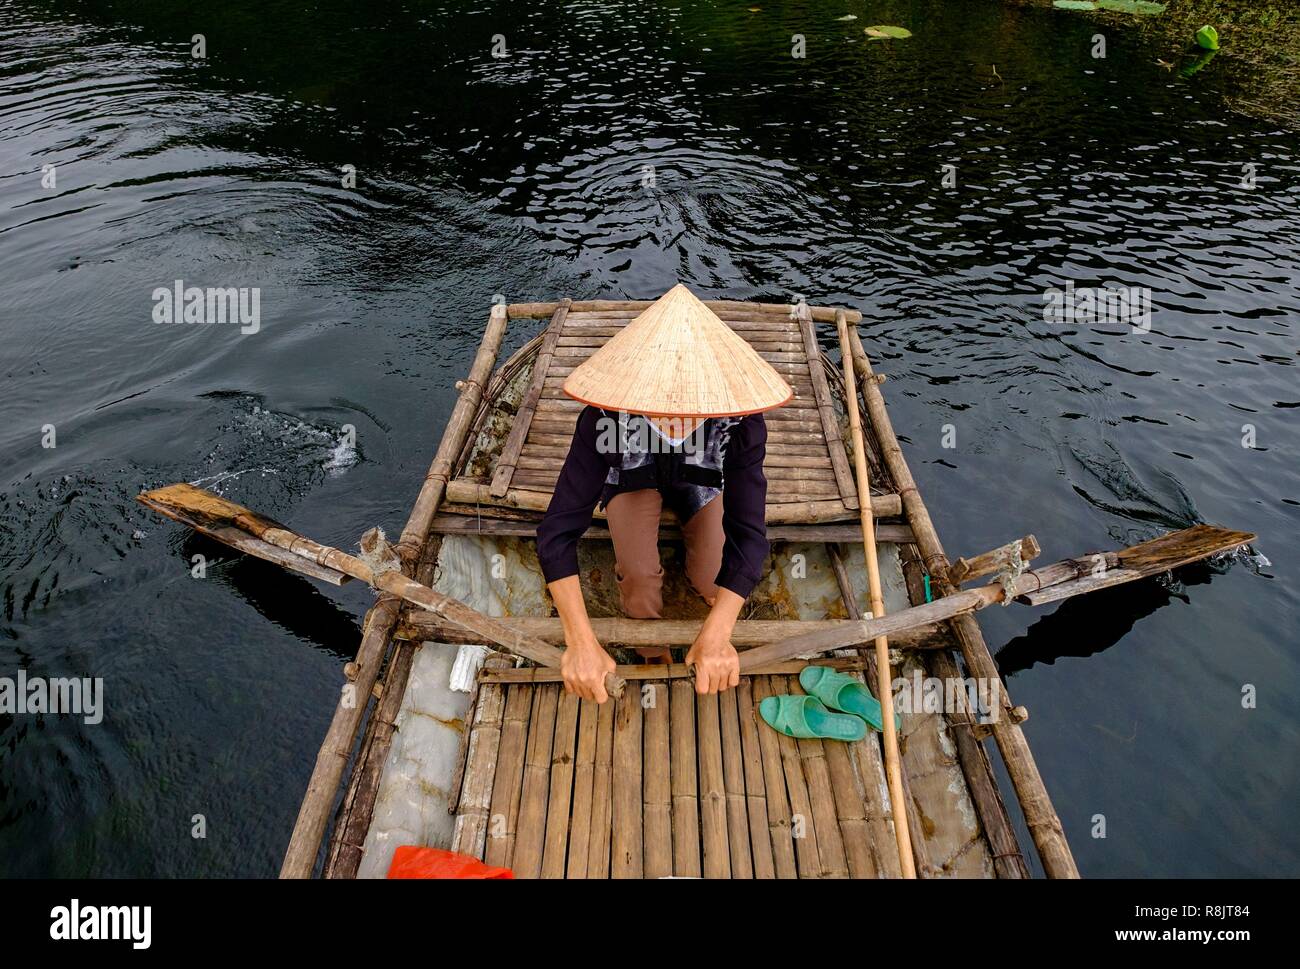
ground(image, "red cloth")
xmin=385 ymin=846 xmax=514 ymax=879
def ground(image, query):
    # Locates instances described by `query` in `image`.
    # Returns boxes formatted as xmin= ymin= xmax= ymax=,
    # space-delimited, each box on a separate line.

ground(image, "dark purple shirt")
xmin=536 ymin=407 xmax=770 ymax=599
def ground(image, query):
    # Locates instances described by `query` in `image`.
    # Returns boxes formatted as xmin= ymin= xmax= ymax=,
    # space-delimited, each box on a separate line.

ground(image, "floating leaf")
xmin=864 ymin=25 xmax=912 ymax=40
xmin=837 ymin=14 xmax=858 ymax=21
xmin=1195 ymin=25 xmax=1220 ymax=50
xmin=1052 ymin=1 xmax=1096 ymax=9
xmin=1097 ymin=0 xmax=1166 ymax=13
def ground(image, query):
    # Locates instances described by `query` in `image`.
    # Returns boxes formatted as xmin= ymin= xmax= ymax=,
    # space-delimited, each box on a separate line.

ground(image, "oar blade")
xmin=137 ymin=484 xmax=351 ymax=586
xmin=1016 ymin=524 xmax=1255 ymax=607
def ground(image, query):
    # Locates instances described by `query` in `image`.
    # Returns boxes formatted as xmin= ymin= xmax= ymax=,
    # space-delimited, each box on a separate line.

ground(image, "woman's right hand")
xmin=561 ymin=634 xmax=617 ymax=704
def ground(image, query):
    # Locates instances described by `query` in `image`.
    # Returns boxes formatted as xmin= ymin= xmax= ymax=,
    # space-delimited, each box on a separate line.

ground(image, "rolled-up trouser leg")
xmin=682 ymin=494 xmax=724 ymax=605
xmin=605 ymin=488 xmax=664 ymax=620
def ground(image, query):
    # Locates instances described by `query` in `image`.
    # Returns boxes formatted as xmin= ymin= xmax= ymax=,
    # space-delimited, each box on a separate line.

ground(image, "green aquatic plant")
xmin=1098 ymin=0 xmax=1166 ymax=14
xmin=1054 ymin=0 xmax=1165 ymax=11
xmin=1196 ymin=25 xmax=1220 ymax=50
xmin=1181 ymin=47 xmax=1218 ymax=76
xmin=864 ymin=25 xmax=912 ymax=39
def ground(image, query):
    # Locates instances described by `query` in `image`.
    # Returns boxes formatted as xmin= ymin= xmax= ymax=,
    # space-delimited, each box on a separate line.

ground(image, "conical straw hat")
xmin=562 ymin=284 xmax=793 ymax=417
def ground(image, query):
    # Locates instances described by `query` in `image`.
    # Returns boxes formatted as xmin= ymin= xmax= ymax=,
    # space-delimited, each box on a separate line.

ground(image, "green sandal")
xmin=799 ymin=665 xmax=900 ymax=734
xmin=758 ymin=694 xmax=866 ymax=743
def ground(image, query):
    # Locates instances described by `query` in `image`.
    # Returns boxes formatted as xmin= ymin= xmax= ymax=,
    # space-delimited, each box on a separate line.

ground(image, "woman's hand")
xmin=561 ymin=633 xmax=617 ymax=704
xmin=686 ymin=626 xmax=740 ymax=694
xmin=687 ymin=587 xmax=745 ymax=694
xmin=549 ymin=574 xmax=615 ymax=703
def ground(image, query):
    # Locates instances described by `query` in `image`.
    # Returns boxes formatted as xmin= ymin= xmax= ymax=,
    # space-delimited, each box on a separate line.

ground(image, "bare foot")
xmin=635 ymin=646 xmax=674 ymax=665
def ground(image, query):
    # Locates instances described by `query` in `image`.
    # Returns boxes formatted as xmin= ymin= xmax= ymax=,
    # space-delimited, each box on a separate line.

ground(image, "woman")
xmin=535 ymin=285 xmax=792 ymax=703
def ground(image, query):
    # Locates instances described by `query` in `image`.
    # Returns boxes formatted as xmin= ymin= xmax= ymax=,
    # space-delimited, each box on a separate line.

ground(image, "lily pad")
xmin=864 ymin=25 xmax=912 ymax=40
xmin=1097 ymin=0 xmax=1166 ymax=13
xmin=1195 ymin=25 xmax=1220 ymax=50
xmin=1052 ymin=1 xmax=1096 ymax=9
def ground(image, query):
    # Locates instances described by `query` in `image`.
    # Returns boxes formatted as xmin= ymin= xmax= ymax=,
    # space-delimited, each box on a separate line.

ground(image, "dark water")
xmin=1 ymin=0 xmax=1297 ymax=877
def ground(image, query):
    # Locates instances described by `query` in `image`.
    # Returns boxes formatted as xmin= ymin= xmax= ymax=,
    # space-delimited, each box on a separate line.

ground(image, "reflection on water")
xmin=1 ymin=0 xmax=1297 ymax=876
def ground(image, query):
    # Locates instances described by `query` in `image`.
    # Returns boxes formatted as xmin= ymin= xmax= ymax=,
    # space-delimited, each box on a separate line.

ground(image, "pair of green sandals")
xmin=758 ymin=666 xmax=900 ymax=743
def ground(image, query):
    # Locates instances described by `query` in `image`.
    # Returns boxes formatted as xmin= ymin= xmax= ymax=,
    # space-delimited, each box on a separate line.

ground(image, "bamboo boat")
xmin=138 ymin=298 xmax=1251 ymax=879
xmin=271 ymin=297 xmax=1078 ymax=880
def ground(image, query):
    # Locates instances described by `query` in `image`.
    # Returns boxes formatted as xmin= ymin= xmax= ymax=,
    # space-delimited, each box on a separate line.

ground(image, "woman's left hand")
xmin=686 ymin=625 xmax=740 ymax=694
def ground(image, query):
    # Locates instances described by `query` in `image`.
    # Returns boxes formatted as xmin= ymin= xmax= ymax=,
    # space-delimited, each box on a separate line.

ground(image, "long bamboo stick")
xmin=835 ymin=308 xmax=916 ymax=879
xmin=397 ymin=615 xmax=947 ymax=651
xmin=141 ymin=482 xmax=627 ymax=702
xmin=444 ymin=479 xmax=902 ymax=522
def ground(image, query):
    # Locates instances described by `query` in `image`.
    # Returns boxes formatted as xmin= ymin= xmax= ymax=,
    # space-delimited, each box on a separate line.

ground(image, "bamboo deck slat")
xmin=565 ymin=698 xmax=601 ymax=878
xmin=669 ymin=679 xmax=702 ymax=878
xmin=696 ymin=691 xmax=731 ymax=879
xmin=718 ymin=687 xmax=754 ymax=879
xmin=611 ymin=692 xmax=644 ymax=878
xmin=541 ymin=690 xmax=580 ymax=878
xmin=734 ymin=680 xmax=776 ymax=879
xmin=788 ymin=676 xmax=850 ymax=879
xmin=586 ymin=700 xmax=616 ymax=878
xmin=484 ymin=683 xmax=533 ymax=869
xmin=512 ymin=685 xmax=559 ymax=879
xmin=642 ymin=683 xmax=673 ymax=879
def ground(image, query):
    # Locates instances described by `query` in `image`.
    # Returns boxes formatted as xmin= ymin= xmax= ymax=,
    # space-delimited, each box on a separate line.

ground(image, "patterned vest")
xmin=598 ymin=411 xmax=741 ymax=521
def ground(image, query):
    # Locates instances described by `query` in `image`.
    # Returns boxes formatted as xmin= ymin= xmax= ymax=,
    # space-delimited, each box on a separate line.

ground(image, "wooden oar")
xmin=735 ymin=521 xmax=1255 ymax=671
xmin=137 ymin=483 xmax=627 ymax=700
xmin=835 ymin=309 xmax=916 ymax=879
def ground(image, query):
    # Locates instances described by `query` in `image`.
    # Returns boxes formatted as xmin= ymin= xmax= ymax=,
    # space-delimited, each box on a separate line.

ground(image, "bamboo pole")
xmin=279 ymin=302 xmax=509 ymax=879
xmin=480 ymin=657 xmax=868 ymax=684
xmin=444 ymin=478 xmax=902 ymax=522
xmin=835 ymin=308 xmax=916 ymax=879
xmin=427 ymin=512 xmax=917 ymax=545
xmin=397 ymin=615 xmax=947 ymax=651
xmin=842 ymin=321 xmax=1080 ymax=879
xmin=142 ymin=482 xmax=626 ymax=702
